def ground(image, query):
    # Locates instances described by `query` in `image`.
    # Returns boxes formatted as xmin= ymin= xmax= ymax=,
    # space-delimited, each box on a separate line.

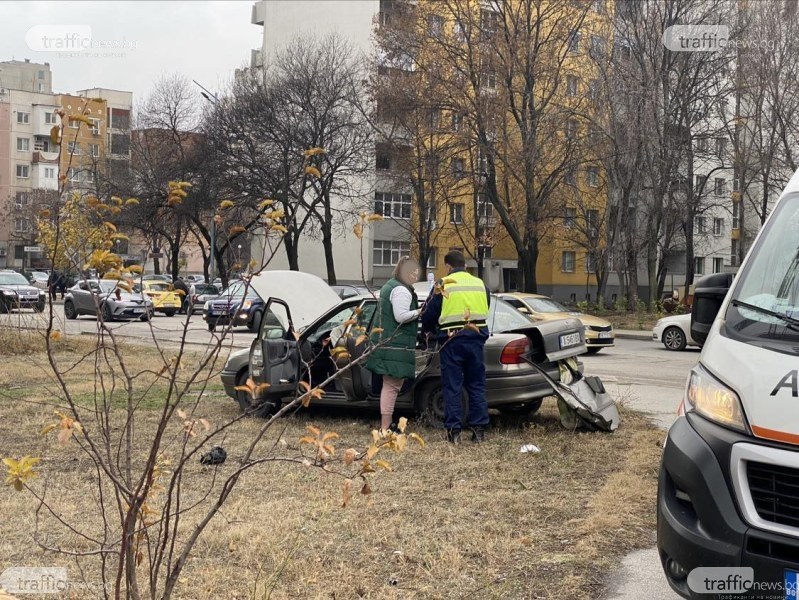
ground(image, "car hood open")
xmin=248 ymin=271 xmax=342 ymax=330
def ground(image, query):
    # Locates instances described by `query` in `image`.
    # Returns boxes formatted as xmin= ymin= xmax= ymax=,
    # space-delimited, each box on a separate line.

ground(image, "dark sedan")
xmin=202 ymin=281 xmax=264 ymax=332
xmin=0 ymin=270 xmax=46 ymax=312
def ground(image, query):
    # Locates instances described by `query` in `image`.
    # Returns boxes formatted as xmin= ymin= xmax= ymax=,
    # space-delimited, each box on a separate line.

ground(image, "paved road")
xmin=0 ymin=304 xmax=255 ymax=351
xmin=583 ymin=339 xmax=696 ymax=600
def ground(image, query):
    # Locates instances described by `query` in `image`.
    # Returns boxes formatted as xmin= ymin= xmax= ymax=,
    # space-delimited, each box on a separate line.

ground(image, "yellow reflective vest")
xmin=439 ymin=270 xmax=489 ymax=331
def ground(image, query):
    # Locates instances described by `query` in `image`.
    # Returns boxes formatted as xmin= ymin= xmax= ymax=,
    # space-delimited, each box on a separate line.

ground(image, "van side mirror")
xmin=690 ymin=272 xmax=735 ymax=346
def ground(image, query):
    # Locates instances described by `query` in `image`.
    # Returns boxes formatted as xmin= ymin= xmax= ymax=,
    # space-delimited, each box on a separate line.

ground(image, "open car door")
xmin=249 ymin=298 xmax=300 ymax=400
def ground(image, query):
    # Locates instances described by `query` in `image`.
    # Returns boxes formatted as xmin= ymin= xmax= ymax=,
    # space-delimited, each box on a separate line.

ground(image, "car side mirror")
xmin=690 ymin=272 xmax=735 ymax=346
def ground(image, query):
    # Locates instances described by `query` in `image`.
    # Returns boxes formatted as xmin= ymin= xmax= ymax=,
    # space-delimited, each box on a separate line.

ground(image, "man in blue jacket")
xmin=422 ymin=251 xmax=491 ymax=444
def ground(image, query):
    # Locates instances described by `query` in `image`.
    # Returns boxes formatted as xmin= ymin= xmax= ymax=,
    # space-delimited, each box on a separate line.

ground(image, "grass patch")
xmin=0 ymin=332 xmax=665 ymax=599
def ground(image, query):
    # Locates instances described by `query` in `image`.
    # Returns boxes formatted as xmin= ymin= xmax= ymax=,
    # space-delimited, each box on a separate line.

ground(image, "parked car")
xmin=330 ymin=284 xmax=372 ymax=299
xmin=142 ymin=274 xmax=172 ymax=284
xmin=185 ymin=274 xmax=206 ymax=284
xmin=203 ymin=280 xmax=265 ymax=332
xmin=652 ymin=313 xmax=698 ymax=351
xmin=187 ymin=283 xmax=220 ymax=314
xmin=219 ymin=271 xmax=587 ymax=421
xmin=0 ymin=270 xmax=46 ymax=313
xmin=134 ymin=281 xmax=182 ymax=316
xmin=498 ymin=293 xmax=615 ymax=354
xmin=29 ymin=271 xmax=51 ymax=290
xmin=64 ymin=279 xmax=153 ymax=321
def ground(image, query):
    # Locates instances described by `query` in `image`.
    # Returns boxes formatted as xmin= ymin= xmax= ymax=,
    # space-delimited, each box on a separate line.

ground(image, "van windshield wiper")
xmin=731 ymin=299 xmax=799 ymax=330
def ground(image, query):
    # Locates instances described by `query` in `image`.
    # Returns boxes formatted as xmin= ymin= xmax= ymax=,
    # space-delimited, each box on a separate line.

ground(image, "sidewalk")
xmin=613 ymin=328 xmax=653 ymax=341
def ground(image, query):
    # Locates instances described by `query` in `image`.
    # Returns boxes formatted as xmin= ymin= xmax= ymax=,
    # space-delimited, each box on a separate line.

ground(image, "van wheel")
xmin=235 ymin=370 xmax=280 ymax=418
xmin=416 ymin=380 xmax=468 ymax=428
xmin=64 ymin=300 xmax=77 ymax=319
xmin=662 ymin=327 xmax=687 ymax=351
xmin=164 ymin=310 xmax=177 ymax=317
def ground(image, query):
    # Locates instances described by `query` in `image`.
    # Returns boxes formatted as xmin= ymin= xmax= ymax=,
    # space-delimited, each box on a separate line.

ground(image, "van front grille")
xmin=747 ymin=461 xmax=799 ymax=528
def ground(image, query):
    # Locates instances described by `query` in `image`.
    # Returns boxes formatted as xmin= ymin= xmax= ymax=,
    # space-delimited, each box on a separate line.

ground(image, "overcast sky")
xmin=0 ymin=1 xmax=260 ymax=104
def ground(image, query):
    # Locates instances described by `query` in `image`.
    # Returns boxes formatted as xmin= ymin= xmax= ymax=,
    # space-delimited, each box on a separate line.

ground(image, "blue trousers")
xmin=440 ymin=331 xmax=489 ymax=430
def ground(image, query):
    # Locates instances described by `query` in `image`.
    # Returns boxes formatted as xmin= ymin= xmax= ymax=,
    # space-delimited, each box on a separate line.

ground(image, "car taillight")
xmin=500 ymin=338 xmax=529 ymax=365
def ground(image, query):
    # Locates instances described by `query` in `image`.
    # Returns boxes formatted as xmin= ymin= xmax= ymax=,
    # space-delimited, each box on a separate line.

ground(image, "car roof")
xmin=499 ymin=292 xmax=548 ymax=300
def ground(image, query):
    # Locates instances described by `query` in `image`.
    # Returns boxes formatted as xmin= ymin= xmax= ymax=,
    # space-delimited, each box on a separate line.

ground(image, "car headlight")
xmin=584 ymin=325 xmax=591 ymax=333
xmin=684 ymin=364 xmax=746 ymax=432
xmin=2 ymin=290 xmax=16 ymax=296
xmin=241 ymin=300 xmax=252 ymax=310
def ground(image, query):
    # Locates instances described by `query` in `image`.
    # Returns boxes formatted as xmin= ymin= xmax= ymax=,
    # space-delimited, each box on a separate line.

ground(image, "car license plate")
xmin=786 ymin=570 xmax=798 ymax=599
xmin=599 ymin=332 xmax=612 ymax=339
xmin=133 ymin=308 xmax=144 ymax=314
xmin=559 ymin=332 xmax=581 ymax=348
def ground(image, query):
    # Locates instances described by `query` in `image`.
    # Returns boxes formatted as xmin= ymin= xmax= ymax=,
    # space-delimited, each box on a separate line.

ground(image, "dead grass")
xmin=0 ymin=333 xmax=664 ymax=600
xmin=604 ymin=311 xmax=660 ymax=331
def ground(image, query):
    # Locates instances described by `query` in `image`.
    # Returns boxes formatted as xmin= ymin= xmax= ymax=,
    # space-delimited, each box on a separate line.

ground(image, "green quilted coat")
xmin=366 ymin=278 xmax=419 ymax=380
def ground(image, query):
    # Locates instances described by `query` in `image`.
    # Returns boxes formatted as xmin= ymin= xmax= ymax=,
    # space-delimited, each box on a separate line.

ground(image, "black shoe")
xmin=446 ymin=429 xmax=461 ymax=444
xmin=470 ymin=426 xmax=486 ymax=443
xmin=387 ymin=422 xmax=401 ymax=434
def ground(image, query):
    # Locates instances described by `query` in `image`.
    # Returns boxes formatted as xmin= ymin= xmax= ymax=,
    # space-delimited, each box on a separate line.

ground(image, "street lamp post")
xmin=193 ymin=80 xmax=219 ymax=282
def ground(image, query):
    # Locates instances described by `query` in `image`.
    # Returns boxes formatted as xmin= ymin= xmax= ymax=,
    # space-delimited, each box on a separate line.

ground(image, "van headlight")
xmin=684 ymin=364 xmax=746 ymax=432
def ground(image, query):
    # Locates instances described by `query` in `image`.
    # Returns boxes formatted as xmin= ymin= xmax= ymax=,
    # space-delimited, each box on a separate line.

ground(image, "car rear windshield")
xmin=148 ymin=283 xmax=171 ymax=292
xmin=194 ymin=284 xmax=218 ymax=295
xmin=725 ymin=192 xmax=799 ymax=354
xmin=523 ymin=297 xmax=569 ymax=313
xmin=0 ymin=272 xmax=31 ymax=285
xmin=489 ymin=298 xmax=535 ymax=333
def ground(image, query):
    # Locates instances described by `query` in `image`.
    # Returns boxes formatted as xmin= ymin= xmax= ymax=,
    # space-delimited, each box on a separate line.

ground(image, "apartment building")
xmin=0 ymin=59 xmax=134 ymax=270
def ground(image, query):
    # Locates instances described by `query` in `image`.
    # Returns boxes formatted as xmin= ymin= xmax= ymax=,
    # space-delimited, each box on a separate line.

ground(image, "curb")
xmin=614 ymin=330 xmax=654 ymax=341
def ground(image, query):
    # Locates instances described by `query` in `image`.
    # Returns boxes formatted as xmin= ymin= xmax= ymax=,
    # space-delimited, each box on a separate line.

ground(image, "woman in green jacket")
xmin=367 ymin=257 xmax=421 ymax=432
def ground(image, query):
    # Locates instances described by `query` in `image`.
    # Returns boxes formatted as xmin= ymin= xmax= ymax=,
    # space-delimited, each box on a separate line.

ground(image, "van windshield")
xmin=725 ymin=192 xmax=799 ymax=353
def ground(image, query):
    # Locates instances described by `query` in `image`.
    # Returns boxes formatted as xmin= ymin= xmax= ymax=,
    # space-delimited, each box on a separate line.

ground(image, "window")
xmin=68 ymin=167 xmax=80 ymax=182
xmin=618 ymin=43 xmax=632 ymax=60
xmin=715 ymin=137 xmax=727 ymax=156
xmin=590 ymin=35 xmax=606 ymax=58
xmin=477 ymin=245 xmax=492 ymax=260
xmin=587 ymin=166 xmax=599 ymax=187
xmin=451 ymin=158 xmax=465 ymax=180
xmin=693 ymin=256 xmax=705 ymax=275
xmin=427 ymin=248 xmax=437 ymax=269
xmin=588 ymin=79 xmax=600 ymax=102
xmin=89 ymin=143 xmax=100 ymax=157
xmin=732 ymin=200 xmax=741 ymax=229
xmin=694 ymin=215 xmax=706 ymax=234
xmin=375 ymin=150 xmax=390 ymax=170
xmin=451 ymin=112 xmax=463 ymax=132
xmin=14 ymin=192 xmax=28 ymax=208
xmin=449 ymin=203 xmax=464 ymax=224
xmin=476 ymin=193 xmax=493 ymax=219
xmin=68 ymin=141 xmax=81 ymax=155
xmin=16 ymin=164 xmax=29 ymax=178
xmin=89 ymin=118 xmax=101 ymax=134
xmin=477 ymin=149 xmax=488 ymax=176
xmin=428 ymin=14 xmax=444 ymax=38
xmin=429 ymin=108 xmax=441 ymax=130
xmin=44 ymin=166 xmax=56 ymax=179
xmin=374 ymin=192 xmax=412 ymax=220
xmin=38 ymin=83 xmax=44 ymax=93
xmin=454 ymin=21 xmax=467 ymax=43
xmin=480 ymin=66 xmax=497 ymax=90
xmin=45 ymin=112 xmax=56 ymax=124
xmin=592 ymin=0 xmax=605 ymax=13
xmin=373 ymin=240 xmax=411 ymax=266
xmin=569 ymin=30 xmax=581 ymax=53
xmin=588 ymin=124 xmax=601 ymax=144
xmin=564 ymin=207 xmax=576 ymax=228
xmin=38 ymin=70 xmax=45 ymax=79
xmin=696 ymin=137 xmax=708 ymax=152
xmin=16 ymin=138 xmax=29 ymax=152
xmin=481 ymin=9 xmax=499 ymax=39
xmin=561 ymin=251 xmax=576 ymax=273
xmin=733 ymin=177 xmax=740 ymax=192
xmin=713 ymin=217 xmax=724 ymax=236
xmin=566 ymin=119 xmax=579 ymax=140
xmin=14 ymin=218 xmax=31 ymax=233
xmin=713 ymin=257 xmax=724 ymax=273
xmin=585 ymin=252 xmax=597 ymax=274
xmin=17 ymin=112 xmax=30 ymax=124
xmin=587 ymin=209 xmax=600 ymax=236
xmin=566 ymin=75 xmax=579 ymax=97
xmin=694 ymin=174 xmax=707 ymax=193
xmin=714 ymin=177 xmax=726 ymax=196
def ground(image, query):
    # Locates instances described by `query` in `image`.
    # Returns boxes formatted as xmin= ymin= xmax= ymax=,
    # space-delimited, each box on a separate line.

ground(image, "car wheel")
xmin=140 ymin=310 xmax=152 ymax=322
xmin=585 ymin=347 xmax=602 ymax=355
xmin=164 ymin=310 xmax=177 ymax=317
xmin=662 ymin=326 xmax=687 ymax=351
xmin=64 ymin=300 xmax=77 ymax=320
xmin=249 ymin=310 xmax=263 ymax=333
xmin=235 ymin=370 xmax=280 ymax=418
xmin=102 ymin=303 xmax=114 ymax=323
xmin=34 ymin=300 xmax=45 ymax=313
xmin=416 ymin=380 xmax=468 ymax=428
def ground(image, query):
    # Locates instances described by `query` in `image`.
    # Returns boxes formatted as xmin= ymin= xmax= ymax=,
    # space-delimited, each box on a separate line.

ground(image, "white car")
xmin=652 ymin=313 xmax=698 ymax=351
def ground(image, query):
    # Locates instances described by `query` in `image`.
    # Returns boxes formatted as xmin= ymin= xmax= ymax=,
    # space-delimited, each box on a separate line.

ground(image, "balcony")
xmin=251 ymin=1 xmax=266 ymax=25
xmin=32 ymin=150 xmax=60 ymax=164
xmin=32 ymin=104 xmax=59 ymax=137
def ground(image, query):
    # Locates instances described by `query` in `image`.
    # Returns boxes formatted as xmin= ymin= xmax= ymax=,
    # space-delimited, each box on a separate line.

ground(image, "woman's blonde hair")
xmin=393 ymin=256 xmax=419 ymax=284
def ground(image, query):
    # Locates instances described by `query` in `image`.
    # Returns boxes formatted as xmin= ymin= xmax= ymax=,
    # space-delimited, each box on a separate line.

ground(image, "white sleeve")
xmin=390 ymin=285 xmax=420 ymax=324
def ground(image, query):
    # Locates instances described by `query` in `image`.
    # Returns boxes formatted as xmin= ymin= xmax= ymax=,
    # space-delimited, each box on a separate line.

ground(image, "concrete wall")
xmin=0 ymin=60 xmax=52 ymax=94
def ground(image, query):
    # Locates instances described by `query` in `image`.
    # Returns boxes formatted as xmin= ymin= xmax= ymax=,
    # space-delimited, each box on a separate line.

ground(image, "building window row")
xmin=373 ymin=240 xmax=411 ymax=267
xmin=374 ymin=192 xmax=412 ymax=220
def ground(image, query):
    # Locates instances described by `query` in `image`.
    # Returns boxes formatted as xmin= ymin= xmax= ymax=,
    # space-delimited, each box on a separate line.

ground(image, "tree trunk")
xmin=519 ymin=236 xmax=539 ymax=293
xmin=284 ymin=235 xmax=300 ymax=271
xmin=321 ymin=224 xmax=336 ymax=284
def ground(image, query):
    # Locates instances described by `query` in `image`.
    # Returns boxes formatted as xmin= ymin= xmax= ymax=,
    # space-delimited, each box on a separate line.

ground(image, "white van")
xmin=658 ymin=170 xmax=799 ymax=598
